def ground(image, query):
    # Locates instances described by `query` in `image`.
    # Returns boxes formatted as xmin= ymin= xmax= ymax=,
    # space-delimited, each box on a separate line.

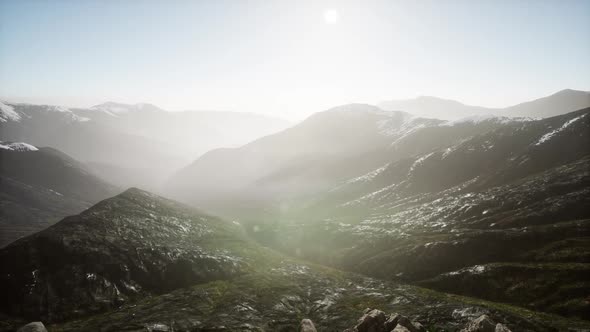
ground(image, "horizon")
xmin=2 ymin=88 xmax=588 ymax=122
xmin=1 ymin=0 xmax=589 ymax=120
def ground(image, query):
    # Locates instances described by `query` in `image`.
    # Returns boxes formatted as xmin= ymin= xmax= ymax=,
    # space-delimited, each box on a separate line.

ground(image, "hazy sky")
xmin=1 ymin=0 xmax=589 ymax=120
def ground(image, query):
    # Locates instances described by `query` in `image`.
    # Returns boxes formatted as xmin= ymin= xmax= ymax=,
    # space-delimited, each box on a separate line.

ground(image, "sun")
xmin=324 ymin=9 xmax=340 ymax=24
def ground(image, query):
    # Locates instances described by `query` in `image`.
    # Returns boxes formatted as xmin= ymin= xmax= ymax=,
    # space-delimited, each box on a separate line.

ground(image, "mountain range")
xmin=1 ymin=89 xmax=590 ymax=331
xmin=378 ymin=89 xmax=590 ymax=120
xmin=0 ymin=101 xmax=290 ymax=191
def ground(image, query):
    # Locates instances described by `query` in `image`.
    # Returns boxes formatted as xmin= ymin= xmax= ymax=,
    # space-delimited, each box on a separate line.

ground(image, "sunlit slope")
xmin=240 ymin=108 xmax=590 ymax=319
xmin=3 ymin=188 xmax=588 ymax=331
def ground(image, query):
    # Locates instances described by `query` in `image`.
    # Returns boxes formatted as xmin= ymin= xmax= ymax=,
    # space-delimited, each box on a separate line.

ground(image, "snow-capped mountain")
xmin=0 ymin=101 xmax=290 ymax=191
xmin=0 ymin=144 xmax=118 ymax=247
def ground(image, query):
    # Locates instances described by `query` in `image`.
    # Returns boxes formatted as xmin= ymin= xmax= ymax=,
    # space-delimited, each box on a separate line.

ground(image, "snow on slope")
xmin=0 ymin=141 xmax=39 ymax=151
xmin=0 ymin=102 xmax=21 ymax=122
xmin=91 ymin=102 xmax=162 ymax=116
xmin=441 ymin=114 xmax=529 ymax=126
xmin=535 ymin=113 xmax=587 ymax=146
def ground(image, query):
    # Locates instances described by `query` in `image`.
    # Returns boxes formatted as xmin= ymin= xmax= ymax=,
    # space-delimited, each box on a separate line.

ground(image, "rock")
xmin=495 ymin=323 xmax=512 ymax=332
xmin=412 ymin=321 xmax=427 ymax=332
xmin=397 ymin=316 xmax=420 ymax=332
xmin=145 ymin=323 xmax=171 ymax=332
xmin=384 ymin=313 xmax=401 ymax=331
xmin=392 ymin=325 xmax=412 ymax=332
xmin=355 ymin=308 xmax=388 ymax=332
xmin=460 ymin=315 xmax=497 ymax=332
xmin=300 ymin=319 xmax=317 ymax=332
xmin=17 ymin=322 xmax=47 ymax=332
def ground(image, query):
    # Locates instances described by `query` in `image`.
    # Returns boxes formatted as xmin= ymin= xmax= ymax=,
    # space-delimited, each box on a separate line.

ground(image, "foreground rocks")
xmin=460 ymin=315 xmax=512 ymax=332
xmin=338 ymin=309 xmax=511 ymax=332
xmin=16 ymin=322 xmax=47 ymax=332
xmin=300 ymin=318 xmax=318 ymax=332
xmin=342 ymin=308 xmax=425 ymax=332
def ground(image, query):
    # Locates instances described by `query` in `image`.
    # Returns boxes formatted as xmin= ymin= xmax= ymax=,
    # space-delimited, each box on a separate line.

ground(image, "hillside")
xmin=0 ymin=142 xmax=119 ymax=247
xmin=0 ymin=101 xmax=289 ymax=190
xmin=2 ymin=188 xmax=588 ymax=331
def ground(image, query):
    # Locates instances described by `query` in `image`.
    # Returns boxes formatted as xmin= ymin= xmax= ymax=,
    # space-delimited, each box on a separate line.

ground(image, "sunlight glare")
xmin=324 ymin=9 xmax=340 ymax=24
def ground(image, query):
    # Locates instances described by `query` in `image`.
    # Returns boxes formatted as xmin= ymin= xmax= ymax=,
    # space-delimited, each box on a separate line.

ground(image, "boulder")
xmin=460 ymin=315 xmax=497 ymax=332
xmin=17 ymin=322 xmax=47 ymax=332
xmin=495 ymin=323 xmax=512 ymax=332
xmin=412 ymin=321 xmax=427 ymax=332
xmin=392 ymin=325 xmax=412 ymax=332
xmin=384 ymin=313 xmax=401 ymax=331
xmin=355 ymin=308 xmax=388 ymax=332
xmin=300 ymin=318 xmax=317 ymax=332
xmin=397 ymin=316 xmax=420 ymax=332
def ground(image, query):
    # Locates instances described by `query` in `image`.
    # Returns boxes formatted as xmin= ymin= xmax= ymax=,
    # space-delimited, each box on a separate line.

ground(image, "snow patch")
xmin=0 ymin=141 xmax=39 ymax=151
xmin=0 ymin=102 xmax=21 ymax=122
xmin=535 ymin=113 xmax=587 ymax=146
xmin=441 ymin=114 xmax=523 ymax=126
xmin=346 ymin=164 xmax=389 ymax=184
xmin=409 ymin=152 xmax=435 ymax=173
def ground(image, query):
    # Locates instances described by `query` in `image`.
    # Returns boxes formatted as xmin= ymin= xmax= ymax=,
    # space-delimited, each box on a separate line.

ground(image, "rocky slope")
xmin=184 ymin=108 xmax=590 ymax=320
xmin=0 ymin=143 xmax=118 ymax=247
xmin=3 ymin=189 xmax=589 ymax=331
xmin=165 ymin=103 xmax=521 ymax=216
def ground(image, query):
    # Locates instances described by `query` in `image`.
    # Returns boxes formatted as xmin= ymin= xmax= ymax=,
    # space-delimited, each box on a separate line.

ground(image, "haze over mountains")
xmin=379 ymin=89 xmax=590 ymax=120
xmin=0 ymin=142 xmax=119 ymax=247
xmin=0 ymin=101 xmax=290 ymax=190
xmin=1 ymin=89 xmax=590 ymax=331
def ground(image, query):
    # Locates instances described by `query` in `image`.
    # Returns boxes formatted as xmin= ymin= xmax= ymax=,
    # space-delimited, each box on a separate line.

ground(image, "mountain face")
xmin=0 ymin=101 xmax=290 ymax=191
xmin=0 ymin=142 xmax=118 ymax=247
xmin=165 ymin=104 xmax=431 ymax=206
xmin=239 ymin=108 xmax=590 ymax=319
xmin=2 ymin=188 xmax=586 ymax=331
xmin=2 ymin=94 xmax=590 ymax=331
xmin=166 ymin=105 xmax=590 ymax=321
xmin=378 ymin=89 xmax=590 ymax=120
xmin=165 ymin=103 xmax=529 ymax=217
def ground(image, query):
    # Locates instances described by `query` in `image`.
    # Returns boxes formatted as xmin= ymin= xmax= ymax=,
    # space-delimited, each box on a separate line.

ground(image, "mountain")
xmin=0 ymin=101 xmax=290 ymax=191
xmin=165 ymin=104 xmax=527 ymax=217
xmin=504 ymin=89 xmax=590 ymax=118
xmin=2 ymin=188 xmax=586 ymax=331
xmin=378 ymin=96 xmax=492 ymax=120
xmin=242 ymin=108 xmax=590 ymax=319
xmin=166 ymin=104 xmax=590 ymax=321
xmin=0 ymin=142 xmax=118 ymax=247
xmin=378 ymin=89 xmax=590 ymax=120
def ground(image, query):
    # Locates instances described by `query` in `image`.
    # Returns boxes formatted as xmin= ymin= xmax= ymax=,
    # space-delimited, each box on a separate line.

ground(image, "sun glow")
xmin=324 ymin=9 xmax=340 ymax=24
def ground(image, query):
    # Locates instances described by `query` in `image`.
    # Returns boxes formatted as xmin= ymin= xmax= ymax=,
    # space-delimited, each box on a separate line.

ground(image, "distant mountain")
xmin=0 ymin=142 xmax=118 ymax=247
xmin=1 ymin=188 xmax=579 ymax=331
xmin=166 ymin=104 xmax=439 ymax=208
xmin=167 ymin=104 xmax=590 ymax=320
xmin=245 ymin=108 xmax=590 ymax=319
xmin=165 ymin=103 xmax=525 ymax=216
xmin=378 ymin=89 xmax=590 ymax=120
xmin=378 ymin=96 xmax=492 ymax=120
xmin=504 ymin=89 xmax=590 ymax=118
xmin=0 ymin=101 xmax=290 ymax=191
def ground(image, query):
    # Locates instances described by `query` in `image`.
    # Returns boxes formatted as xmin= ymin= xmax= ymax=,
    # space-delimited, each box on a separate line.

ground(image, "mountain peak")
xmin=551 ymin=88 xmax=589 ymax=97
xmin=91 ymin=101 xmax=164 ymax=114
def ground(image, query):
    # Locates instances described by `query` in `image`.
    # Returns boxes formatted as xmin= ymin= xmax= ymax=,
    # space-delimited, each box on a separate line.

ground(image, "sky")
xmin=1 ymin=0 xmax=589 ymax=120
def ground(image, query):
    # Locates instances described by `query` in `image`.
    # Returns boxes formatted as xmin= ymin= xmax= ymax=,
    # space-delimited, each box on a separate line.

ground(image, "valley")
xmin=1 ymin=92 xmax=589 ymax=331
